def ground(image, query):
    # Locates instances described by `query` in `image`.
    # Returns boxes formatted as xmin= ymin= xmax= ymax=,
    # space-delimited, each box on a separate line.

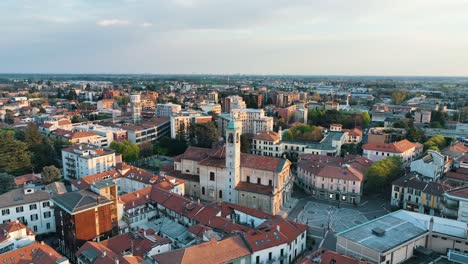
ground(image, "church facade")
xmin=172 ymin=120 xmax=293 ymax=215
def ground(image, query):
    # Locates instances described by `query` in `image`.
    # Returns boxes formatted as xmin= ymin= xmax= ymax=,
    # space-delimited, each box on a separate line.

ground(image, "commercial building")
xmin=61 ymin=143 xmax=118 ymax=180
xmin=337 ymin=210 xmax=468 ymax=264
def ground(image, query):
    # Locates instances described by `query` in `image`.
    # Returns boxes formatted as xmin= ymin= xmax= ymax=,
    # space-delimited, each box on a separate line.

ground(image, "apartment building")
xmin=170 ymin=110 xmax=212 ymax=139
xmin=410 ymin=150 xmax=451 ymax=181
xmin=218 ymin=108 xmax=274 ymax=136
xmin=391 ymin=174 xmax=451 ymax=215
xmin=297 ymin=155 xmax=372 ymax=204
xmin=156 ymin=103 xmax=182 ymax=117
xmin=52 ymin=181 xmax=119 ymax=263
xmin=442 ymin=187 xmax=468 ymax=223
xmin=0 ymin=187 xmax=55 ymax=235
xmin=201 ymin=102 xmax=222 ymax=115
xmin=222 ymin=95 xmax=246 ymax=113
xmin=73 ymin=124 xmax=128 ymax=147
xmin=121 ymin=117 xmax=170 ymax=144
xmin=0 ymin=242 xmax=69 ymax=264
xmin=61 ymin=143 xmax=117 ymax=180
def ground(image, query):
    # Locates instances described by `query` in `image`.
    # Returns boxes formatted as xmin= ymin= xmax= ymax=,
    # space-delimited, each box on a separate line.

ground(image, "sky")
xmin=0 ymin=0 xmax=468 ymax=76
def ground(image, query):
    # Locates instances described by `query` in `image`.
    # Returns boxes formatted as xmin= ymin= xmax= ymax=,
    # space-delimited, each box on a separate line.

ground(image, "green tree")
xmin=41 ymin=165 xmax=62 ymax=184
xmin=31 ymin=137 xmax=57 ymax=171
xmin=0 ymin=173 xmax=15 ymax=195
xmin=71 ymin=116 xmax=80 ymax=123
xmin=364 ymin=157 xmax=403 ymax=194
xmin=25 ymin=123 xmax=42 ymax=148
xmin=391 ymin=90 xmax=408 ymax=104
xmin=139 ymin=141 xmax=154 ymax=158
xmin=0 ymin=131 xmax=32 ymax=175
xmin=4 ymin=110 xmax=15 ymax=125
xmin=193 ymin=122 xmax=219 ymax=148
xmin=110 ymin=140 xmax=140 ymax=162
xmin=66 ymin=90 xmax=78 ymax=100
xmin=361 ymin=112 xmax=371 ymax=127
xmin=240 ymin=134 xmax=252 ymax=153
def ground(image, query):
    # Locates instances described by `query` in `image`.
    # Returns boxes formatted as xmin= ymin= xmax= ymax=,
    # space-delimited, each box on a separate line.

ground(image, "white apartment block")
xmin=218 ymin=109 xmax=274 ymax=136
xmin=410 ymin=150 xmax=450 ymax=181
xmin=0 ymin=221 xmax=35 ymax=254
xmin=62 ymin=143 xmax=116 ymax=180
xmin=0 ymin=187 xmax=55 ymax=235
xmin=201 ymin=103 xmax=222 ymax=115
xmin=156 ymin=103 xmax=182 ymax=117
xmin=363 ymin=139 xmax=423 ymax=164
xmin=73 ymin=124 xmax=127 ymax=147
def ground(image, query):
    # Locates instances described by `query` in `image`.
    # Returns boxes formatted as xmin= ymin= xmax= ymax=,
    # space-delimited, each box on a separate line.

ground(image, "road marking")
xmin=360 ymin=201 xmax=369 ymax=206
xmin=318 ymin=230 xmax=328 ymax=248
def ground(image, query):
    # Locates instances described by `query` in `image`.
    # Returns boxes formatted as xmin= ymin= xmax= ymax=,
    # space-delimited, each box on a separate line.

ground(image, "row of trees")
xmin=307 ymin=109 xmax=371 ymax=129
xmin=423 ymin=135 xmax=448 ymax=152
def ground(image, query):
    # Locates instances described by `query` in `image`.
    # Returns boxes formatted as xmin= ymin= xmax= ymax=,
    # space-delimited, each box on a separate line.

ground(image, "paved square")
xmin=298 ymin=201 xmax=368 ymax=233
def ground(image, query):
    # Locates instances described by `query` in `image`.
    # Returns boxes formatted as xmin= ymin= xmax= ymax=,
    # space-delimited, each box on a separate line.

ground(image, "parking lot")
xmin=298 ymin=201 xmax=369 ymax=233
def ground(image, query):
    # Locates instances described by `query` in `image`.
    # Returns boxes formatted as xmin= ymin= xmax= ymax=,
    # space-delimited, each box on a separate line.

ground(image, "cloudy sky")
xmin=1 ymin=0 xmax=467 ymax=76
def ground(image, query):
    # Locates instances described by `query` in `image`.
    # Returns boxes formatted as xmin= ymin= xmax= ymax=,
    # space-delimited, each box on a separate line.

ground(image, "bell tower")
xmin=225 ymin=118 xmax=241 ymax=203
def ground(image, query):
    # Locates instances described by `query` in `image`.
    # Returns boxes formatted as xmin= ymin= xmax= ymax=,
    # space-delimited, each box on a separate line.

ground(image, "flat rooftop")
xmin=337 ymin=210 xmax=468 ymax=254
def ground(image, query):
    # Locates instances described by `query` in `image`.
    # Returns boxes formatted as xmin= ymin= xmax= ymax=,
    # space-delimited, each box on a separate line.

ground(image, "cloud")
xmin=96 ymin=19 xmax=129 ymax=27
xmin=141 ymin=22 xmax=153 ymax=27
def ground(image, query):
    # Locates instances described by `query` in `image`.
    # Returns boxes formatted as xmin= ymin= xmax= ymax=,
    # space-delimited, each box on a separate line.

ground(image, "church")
xmin=170 ymin=120 xmax=293 ymax=215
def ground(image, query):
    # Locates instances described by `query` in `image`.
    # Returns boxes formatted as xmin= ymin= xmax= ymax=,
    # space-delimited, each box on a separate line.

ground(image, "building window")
xmin=269 ymin=252 xmax=272 ymax=260
xmin=256 ymin=256 xmax=260 ymax=264
xmin=257 ymin=178 xmax=261 ymax=185
xmin=202 ymin=187 xmax=205 ymax=195
xmin=394 ymin=186 xmax=399 ymax=192
xmin=16 ymin=206 xmax=24 ymax=213
xmin=1 ymin=209 xmax=9 ymax=216
xmin=353 ymin=181 xmax=355 ymax=185
xmin=33 ymin=226 xmax=37 ymax=232
xmin=269 ymin=180 xmax=272 ymax=186
xmin=44 ymin=212 xmax=51 ymax=218
xmin=42 ymin=202 xmax=50 ymax=208
xmin=219 ymin=190 xmax=223 ymax=199
xmin=30 ymin=214 xmax=38 ymax=221
xmin=210 ymin=172 xmax=215 ymax=181
xmin=29 ymin=204 xmax=37 ymax=210
xmin=247 ymin=176 xmax=250 ymax=183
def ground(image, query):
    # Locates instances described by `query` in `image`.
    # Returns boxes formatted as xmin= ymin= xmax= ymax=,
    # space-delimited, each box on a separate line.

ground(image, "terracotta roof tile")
xmin=0 ymin=242 xmax=66 ymax=264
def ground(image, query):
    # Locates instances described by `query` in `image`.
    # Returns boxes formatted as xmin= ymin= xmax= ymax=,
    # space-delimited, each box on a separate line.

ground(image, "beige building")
xmin=171 ymin=120 xmax=293 ymax=215
xmin=170 ymin=110 xmax=212 ymax=139
xmin=297 ymin=154 xmax=372 ymax=204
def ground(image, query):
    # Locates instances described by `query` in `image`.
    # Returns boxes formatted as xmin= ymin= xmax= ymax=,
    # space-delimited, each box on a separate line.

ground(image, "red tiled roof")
xmin=57 ymin=119 xmax=71 ymax=126
xmin=71 ymin=131 xmax=97 ymax=139
xmin=101 ymin=231 xmax=171 ymax=257
xmin=14 ymin=173 xmax=42 ymax=186
xmin=446 ymin=187 xmax=468 ymax=199
xmin=246 ymin=219 xmax=307 ymax=252
xmin=363 ymin=139 xmax=416 ymax=153
xmin=253 ymin=131 xmax=280 ymax=141
xmin=448 ymin=142 xmax=468 ymax=154
xmin=0 ymin=242 xmax=65 ymax=264
xmin=120 ymin=186 xmax=152 ymax=210
xmin=187 ymin=225 xmax=212 ymax=237
xmin=298 ymin=155 xmax=371 ymax=182
xmin=0 ymin=221 xmax=34 ymax=243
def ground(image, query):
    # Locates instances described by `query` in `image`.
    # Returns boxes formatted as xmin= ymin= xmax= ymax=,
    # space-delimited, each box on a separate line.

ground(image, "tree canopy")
xmin=0 ymin=130 xmax=32 ymax=175
xmin=364 ymin=156 xmax=403 ymax=194
xmin=423 ymin=135 xmax=447 ymax=152
xmin=307 ymin=109 xmax=370 ymax=129
xmin=282 ymin=124 xmax=323 ymax=142
xmin=0 ymin=173 xmax=15 ymax=195
xmin=41 ymin=165 xmax=62 ymax=184
xmin=110 ymin=140 xmax=140 ymax=162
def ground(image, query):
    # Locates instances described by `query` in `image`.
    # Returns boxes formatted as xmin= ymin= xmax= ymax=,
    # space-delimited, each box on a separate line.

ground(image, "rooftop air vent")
xmin=372 ymin=227 xmax=386 ymax=237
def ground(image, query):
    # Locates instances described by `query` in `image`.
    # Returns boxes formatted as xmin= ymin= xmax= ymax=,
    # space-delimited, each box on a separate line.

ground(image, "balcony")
xmin=443 ymin=198 xmax=459 ymax=210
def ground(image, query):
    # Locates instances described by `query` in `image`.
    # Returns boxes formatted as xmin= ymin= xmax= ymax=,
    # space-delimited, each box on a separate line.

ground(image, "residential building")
xmin=0 ymin=187 xmax=55 ymax=235
xmin=297 ymin=155 xmax=372 ymax=204
xmin=73 ymin=124 xmax=128 ymax=147
xmin=277 ymin=105 xmax=297 ymax=124
xmin=0 ymin=221 xmax=35 ymax=254
xmin=410 ymin=150 xmax=450 ymax=181
xmin=156 ymin=103 xmax=182 ymax=117
xmin=201 ymin=103 xmax=222 ymax=115
xmin=218 ymin=108 xmax=274 ymax=136
xmin=76 ymin=229 xmax=171 ymax=263
xmin=96 ymin=99 xmax=115 ymax=111
xmin=442 ymin=187 xmax=468 ymax=222
xmin=208 ymin=91 xmax=218 ymax=103
xmin=171 ymin=120 xmax=293 ymax=215
xmin=122 ymin=117 xmax=170 ymax=144
xmin=222 ymin=95 xmax=246 ymax=113
xmin=61 ymin=143 xmax=117 ymax=180
xmin=343 ymin=128 xmax=363 ymax=144
xmin=336 ymin=210 xmax=468 ymax=264
xmin=251 ymin=129 xmax=346 ymax=158
xmin=52 ymin=181 xmax=119 ymax=262
xmin=0 ymin=241 xmax=69 ymax=264
xmin=391 ymin=174 xmax=451 ymax=215
xmin=130 ymin=93 xmax=141 ymax=124
xmin=414 ymin=110 xmax=431 ymax=124
xmin=170 ymin=110 xmax=212 ymax=139
xmin=51 ymin=129 xmax=102 ymax=145
xmin=362 ymin=139 xmax=423 ymax=164
xmin=294 ymin=108 xmax=308 ymax=123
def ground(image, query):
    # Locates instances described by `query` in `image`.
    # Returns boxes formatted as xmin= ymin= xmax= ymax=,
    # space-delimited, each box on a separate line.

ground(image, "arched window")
xmin=202 ymin=187 xmax=205 ymax=195
xmin=236 ymin=133 xmax=239 ymax=143
xmin=228 ymin=133 xmax=234 ymax=143
xmin=219 ymin=190 xmax=223 ymax=199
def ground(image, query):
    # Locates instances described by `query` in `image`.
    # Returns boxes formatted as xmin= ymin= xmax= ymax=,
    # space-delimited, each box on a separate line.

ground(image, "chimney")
xmin=136 ymin=193 xmax=140 ymax=198
xmin=40 ymin=241 xmax=45 ymax=245
xmin=102 ymin=250 xmax=107 ymax=257
xmin=114 ymin=257 xmax=119 ymax=264
xmin=276 ymin=225 xmax=280 ymax=232
xmin=278 ymin=127 xmax=283 ymax=140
